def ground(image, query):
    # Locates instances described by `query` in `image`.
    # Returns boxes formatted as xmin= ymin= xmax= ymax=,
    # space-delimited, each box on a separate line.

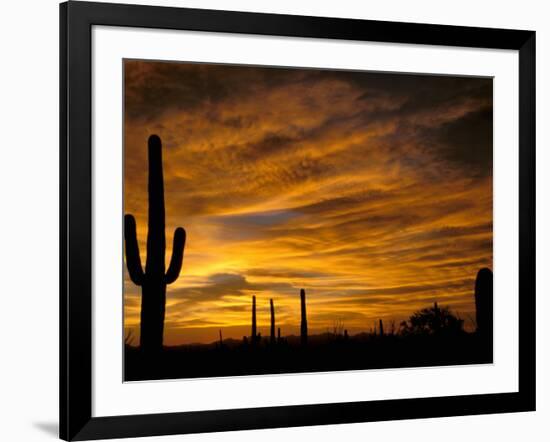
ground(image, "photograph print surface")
xmin=123 ymin=60 xmax=493 ymax=381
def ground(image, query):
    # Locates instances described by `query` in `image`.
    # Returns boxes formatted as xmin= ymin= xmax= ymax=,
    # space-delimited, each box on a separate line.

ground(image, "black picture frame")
xmin=60 ymin=1 xmax=536 ymax=440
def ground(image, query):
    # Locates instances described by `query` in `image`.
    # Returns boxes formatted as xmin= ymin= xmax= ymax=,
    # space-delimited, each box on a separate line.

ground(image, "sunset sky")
xmin=123 ymin=60 xmax=493 ymax=345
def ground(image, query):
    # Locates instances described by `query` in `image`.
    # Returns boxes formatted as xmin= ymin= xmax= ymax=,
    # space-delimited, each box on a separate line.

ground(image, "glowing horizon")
xmin=123 ymin=60 xmax=493 ymax=346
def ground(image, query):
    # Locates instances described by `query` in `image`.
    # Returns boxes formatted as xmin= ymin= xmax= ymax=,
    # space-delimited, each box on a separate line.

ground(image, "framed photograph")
xmin=60 ymin=1 xmax=535 ymax=440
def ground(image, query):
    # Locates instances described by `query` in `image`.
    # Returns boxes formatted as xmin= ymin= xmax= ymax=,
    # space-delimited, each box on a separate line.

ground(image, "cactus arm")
xmin=164 ymin=227 xmax=186 ymax=284
xmin=124 ymin=214 xmax=145 ymax=286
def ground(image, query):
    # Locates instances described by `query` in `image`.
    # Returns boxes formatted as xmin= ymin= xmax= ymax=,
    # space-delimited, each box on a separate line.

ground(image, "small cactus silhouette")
xmin=379 ymin=319 xmax=385 ymax=337
xmin=251 ymin=295 xmax=257 ymax=344
xmin=270 ymin=299 xmax=276 ymax=345
xmin=124 ymin=135 xmax=186 ymax=352
xmin=300 ymin=289 xmax=308 ymax=346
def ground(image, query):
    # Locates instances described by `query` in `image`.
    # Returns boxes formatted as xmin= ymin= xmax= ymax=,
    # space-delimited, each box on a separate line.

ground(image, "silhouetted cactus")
xmin=251 ymin=295 xmax=257 ymax=344
xmin=277 ymin=327 xmax=281 ymax=343
xmin=300 ymin=289 xmax=308 ymax=346
xmin=379 ymin=319 xmax=385 ymax=337
xmin=270 ymin=299 xmax=276 ymax=345
xmin=124 ymin=135 xmax=186 ymax=353
xmin=475 ymin=268 xmax=493 ymax=342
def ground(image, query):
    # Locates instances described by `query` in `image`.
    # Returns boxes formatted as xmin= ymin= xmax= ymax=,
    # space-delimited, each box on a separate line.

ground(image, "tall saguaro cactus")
xmin=251 ymin=295 xmax=257 ymax=344
xmin=124 ymin=135 xmax=186 ymax=353
xmin=300 ymin=289 xmax=308 ymax=346
xmin=270 ymin=299 xmax=276 ymax=345
xmin=475 ymin=268 xmax=493 ymax=343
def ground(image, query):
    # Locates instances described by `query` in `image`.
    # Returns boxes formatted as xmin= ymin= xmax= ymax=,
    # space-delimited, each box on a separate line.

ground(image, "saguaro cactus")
xmin=251 ymin=295 xmax=257 ymax=344
xmin=270 ymin=299 xmax=276 ymax=345
xmin=475 ymin=268 xmax=493 ymax=341
xmin=124 ymin=135 xmax=186 ymax=353
xmin=300 ymin=289 xmax=308 ymax=346
xmin=379 ymin=319 xmax=385 ymax=337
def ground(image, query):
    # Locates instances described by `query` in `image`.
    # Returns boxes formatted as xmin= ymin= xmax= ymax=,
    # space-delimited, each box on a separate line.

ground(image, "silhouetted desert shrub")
xmin=400 ymin=302 xmax=464 ymax=336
